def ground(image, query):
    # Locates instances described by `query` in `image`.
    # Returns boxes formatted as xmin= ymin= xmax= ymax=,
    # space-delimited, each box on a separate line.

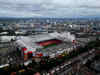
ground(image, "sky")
xmin=0 ymin=0 xmax=100 ymax=18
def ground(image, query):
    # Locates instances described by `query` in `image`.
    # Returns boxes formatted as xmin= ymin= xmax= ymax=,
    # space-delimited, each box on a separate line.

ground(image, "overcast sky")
xmin=0 ymin=0 xmax=100 ymax=18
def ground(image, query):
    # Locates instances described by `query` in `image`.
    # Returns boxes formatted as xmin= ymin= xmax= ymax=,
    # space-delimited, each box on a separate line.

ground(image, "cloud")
xmin=0 ymin=0 xmax=100 ymax=17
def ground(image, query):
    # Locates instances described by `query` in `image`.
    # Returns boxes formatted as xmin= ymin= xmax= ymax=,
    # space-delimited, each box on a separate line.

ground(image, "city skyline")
xmin=0 ymin=0 xmax=100 ymax=18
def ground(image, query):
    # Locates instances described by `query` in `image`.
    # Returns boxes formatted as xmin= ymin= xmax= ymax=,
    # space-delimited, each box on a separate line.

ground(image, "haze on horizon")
xmin=0 ymin=0 xmax=100 ymax=18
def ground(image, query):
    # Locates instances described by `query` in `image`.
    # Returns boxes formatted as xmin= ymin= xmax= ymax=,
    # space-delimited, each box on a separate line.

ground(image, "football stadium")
xmin=15 ymin=32 xmax=76 ymax=61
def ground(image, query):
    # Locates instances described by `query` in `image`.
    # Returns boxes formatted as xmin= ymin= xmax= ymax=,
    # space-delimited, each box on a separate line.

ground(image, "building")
xmin=15 ymin=32 xmax=76 ymax=61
